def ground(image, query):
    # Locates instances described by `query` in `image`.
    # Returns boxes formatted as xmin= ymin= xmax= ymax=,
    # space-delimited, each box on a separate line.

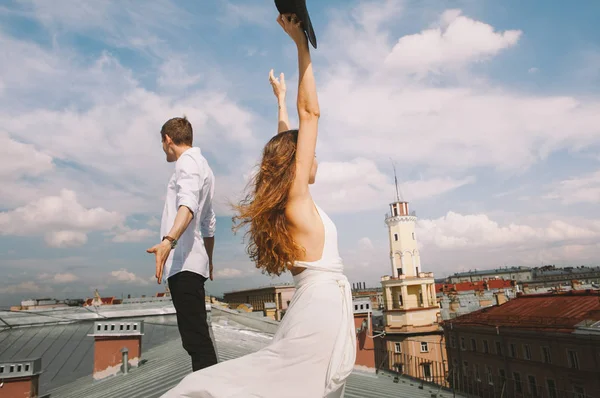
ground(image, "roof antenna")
xmin=390 ymin=158 xmax=403 ymax=202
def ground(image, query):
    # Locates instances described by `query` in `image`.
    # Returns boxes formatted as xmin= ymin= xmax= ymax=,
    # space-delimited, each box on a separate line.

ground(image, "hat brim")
xmin=274 ymin=0 xmax=317 ymax=49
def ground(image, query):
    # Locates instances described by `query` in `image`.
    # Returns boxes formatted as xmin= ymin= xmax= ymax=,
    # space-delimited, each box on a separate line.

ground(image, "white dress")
xmin=161 ymin=203 xmax=356 ymax=398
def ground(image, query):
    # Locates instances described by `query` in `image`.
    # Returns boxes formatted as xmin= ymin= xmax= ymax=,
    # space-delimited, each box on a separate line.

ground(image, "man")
xmin=147 ymin=116 xmax=218 ymax=371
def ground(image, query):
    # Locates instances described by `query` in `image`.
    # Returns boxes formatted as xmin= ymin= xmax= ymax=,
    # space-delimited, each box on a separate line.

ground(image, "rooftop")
xmin=436 ymin=279 xmax=516 ymax=293
xmin=449 ymin=266 xmax=531 ymax=277
xmin=445 ymin=290 xmax=600 ymax=332
xmin=1 ymin=303 xmax=462 ymax=398
xmin=222 ymin=284 xmax=296 ymax=295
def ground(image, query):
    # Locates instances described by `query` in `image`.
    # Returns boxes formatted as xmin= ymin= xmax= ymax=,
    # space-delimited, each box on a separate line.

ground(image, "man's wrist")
xmin=162 ymin=235 xmax=177 ymax=249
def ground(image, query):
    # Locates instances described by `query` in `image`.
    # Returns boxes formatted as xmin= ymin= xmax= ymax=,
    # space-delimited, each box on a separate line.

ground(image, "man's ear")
xmin=163 ymin=134 xmax=172 ymax=145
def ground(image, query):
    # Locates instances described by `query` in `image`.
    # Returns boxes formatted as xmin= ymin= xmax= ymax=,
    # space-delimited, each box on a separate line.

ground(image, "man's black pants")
xmin=168 ymin=271 xmax=218 ymax=371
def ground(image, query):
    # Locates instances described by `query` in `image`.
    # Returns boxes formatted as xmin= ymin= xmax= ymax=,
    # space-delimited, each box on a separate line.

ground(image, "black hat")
xmin=274 ymin=0 xmax=317 ymax=49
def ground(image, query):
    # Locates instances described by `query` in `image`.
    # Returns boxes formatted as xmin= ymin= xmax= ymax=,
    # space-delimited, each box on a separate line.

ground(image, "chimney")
xmin=89 ymin=320 xmax=144 ymax=381
xmin=495 ymin=292 xmax=508 ymax=305
xmin=0 ymin=358 xmax=42 ymax=398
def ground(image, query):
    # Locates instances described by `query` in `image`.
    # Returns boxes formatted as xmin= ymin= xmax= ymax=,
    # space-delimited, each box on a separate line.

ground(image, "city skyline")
xmin=1 ymin=0 xmax=600 ymax=305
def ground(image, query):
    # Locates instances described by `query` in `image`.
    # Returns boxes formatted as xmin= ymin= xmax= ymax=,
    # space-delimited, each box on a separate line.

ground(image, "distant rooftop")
xmin=222 ymin=283 xmax=296 ymax=295
xmin=446 ymin=290 xmax=600 ymax=332
xmin=436 ymin=279 xmax=515 ymax=293
xmin=449 ymin=266 xmax=531 ymax=277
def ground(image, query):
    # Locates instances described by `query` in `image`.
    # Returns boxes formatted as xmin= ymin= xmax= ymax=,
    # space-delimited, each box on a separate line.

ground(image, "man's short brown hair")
xmin=161 ymin=116 xmax=193 ymax=146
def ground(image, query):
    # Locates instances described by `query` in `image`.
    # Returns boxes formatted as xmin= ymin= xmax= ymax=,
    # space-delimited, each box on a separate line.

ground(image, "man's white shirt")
xmin=160 ymin=147 xmax=216 ymax=281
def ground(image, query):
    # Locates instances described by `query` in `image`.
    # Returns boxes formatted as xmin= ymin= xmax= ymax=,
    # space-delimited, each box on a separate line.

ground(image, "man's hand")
xmin=146 ymin=240 xmax=172 ymax=284
xmin=209 ymin=263 xmax=214 ymax=281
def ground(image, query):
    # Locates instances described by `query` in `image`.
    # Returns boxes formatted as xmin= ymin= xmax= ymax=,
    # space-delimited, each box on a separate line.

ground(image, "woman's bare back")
xmin=285 ymin=196 xmax=325 ymax=275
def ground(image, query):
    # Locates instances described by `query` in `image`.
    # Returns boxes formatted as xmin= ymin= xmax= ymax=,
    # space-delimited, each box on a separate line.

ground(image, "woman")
xmin=161 ymin=14 xmax=356 ymax=398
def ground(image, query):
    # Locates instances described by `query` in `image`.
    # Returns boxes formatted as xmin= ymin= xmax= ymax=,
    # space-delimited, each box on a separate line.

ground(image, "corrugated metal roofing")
xmin=447 ymin=290 xmax=600 ymax=331
xmin=0 ymin=315 xmax=182 ymax=395
xmin=47 ymin=318 xmax=463 ymax=398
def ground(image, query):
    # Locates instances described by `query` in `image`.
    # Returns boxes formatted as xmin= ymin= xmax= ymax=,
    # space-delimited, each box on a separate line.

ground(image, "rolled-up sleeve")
xmin=175 ymin=155 xmax=201 ymax=217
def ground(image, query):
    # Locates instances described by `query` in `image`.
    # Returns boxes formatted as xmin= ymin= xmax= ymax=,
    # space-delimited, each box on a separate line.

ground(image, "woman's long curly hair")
xmin=232 ymin=129 xmax=305 ymax=276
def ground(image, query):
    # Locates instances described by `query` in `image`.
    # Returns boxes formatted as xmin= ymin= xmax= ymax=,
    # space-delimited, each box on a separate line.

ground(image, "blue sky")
xmin=1 ymin=0 xmax=600 ymax=306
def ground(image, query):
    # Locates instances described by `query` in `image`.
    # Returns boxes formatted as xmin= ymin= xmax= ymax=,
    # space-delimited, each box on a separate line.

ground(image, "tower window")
xmin=412 ymin=232 xmax=415 ymax=240
xmin=393 ymin=206 xmax=398 ymax=216
xmin=394 ymin=233 xmax=398 ymax=241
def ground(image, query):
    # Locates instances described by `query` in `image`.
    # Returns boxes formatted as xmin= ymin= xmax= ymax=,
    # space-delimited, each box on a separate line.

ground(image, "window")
xmin=513 ymin=373 xmax=522 ymax=393
xmin=573 ymin=385 xmax=585 ymax=398
xmin=462 ymin=361 xmax=469 ymax=374
xmin=474 ymin=364 xmax=481 ymax=381
xmin=568 ymin=350 xmax=580 ymax=369
xmin=542 ymin=346 xmax=552 ymax=364
xmin=527 ymin=375 xmax=538 ymax=396
xmin=547 ymin=379 xmax=557 ymax=398
xmin=499 ymin=369 xmax=506 ymax=384
xmin=460 ymin=337 xmax=466 ymax=350
xmin=486 ymin=366 xmax=493 ymax=385
xmin=483 ymin=340 xmax=489 ymax=353
xmin=394 ymin=343 xmax=401 ymax=353
xmin=496 ymin=341 xmax=503 ymax=356
xmin=412 ymin=232 xmax=415 ymax=240
xmin=420 ymin=342 xmax=429 ymax=353
xmin=394 ymin=363 xmax=404 ymax=373
xmin=510 ymin=343 xmax=517 ymax=358
xmin=393 ymin=207 xmax=398 ymax=216
xmin=450 ymin=335 xmax=456 ymax=348
xmin=398 ymin=294 xmax=403 ymax=307
xmin=394 ymin=233 xmax=398 ymax=241
xmin=397 ymin=268 xmax=403 ymax=276
xmin=523 ymin=344 xmax=532 ymax=360
xmin=471 ymin=338 xmax=477 ymax=351
xmin=422 ymin=363 xmax=432 ymax=379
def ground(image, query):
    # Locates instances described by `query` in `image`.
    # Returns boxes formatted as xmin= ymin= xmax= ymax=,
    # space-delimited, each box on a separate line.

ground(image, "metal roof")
xmin=47 ymin=317 xmax=463 ymax=398
xmin=446 ymin=290 xmax=600 ymax=331
xmin=0 ymin=314 xmax=182 ymax=395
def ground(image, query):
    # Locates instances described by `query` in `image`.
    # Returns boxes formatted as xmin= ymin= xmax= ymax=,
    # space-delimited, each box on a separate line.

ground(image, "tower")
xmin=385 ymin=200 xmax=421 ymax=279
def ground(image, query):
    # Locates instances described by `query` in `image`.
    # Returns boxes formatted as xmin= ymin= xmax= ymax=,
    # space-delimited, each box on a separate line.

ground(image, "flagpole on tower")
xmin=390 ymin=158 xmax=403 ymax=202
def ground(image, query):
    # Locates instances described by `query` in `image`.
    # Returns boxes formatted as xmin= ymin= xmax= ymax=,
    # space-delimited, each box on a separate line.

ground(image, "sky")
xmin=1 ymin=0 xmax=600 ymax=306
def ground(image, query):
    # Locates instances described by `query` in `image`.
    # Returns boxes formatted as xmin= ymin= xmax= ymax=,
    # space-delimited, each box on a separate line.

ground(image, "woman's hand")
xmin=269 ymin=69 xmax=286 ymax=101
xmin=277 ymin=13 xmax=307 ymax=47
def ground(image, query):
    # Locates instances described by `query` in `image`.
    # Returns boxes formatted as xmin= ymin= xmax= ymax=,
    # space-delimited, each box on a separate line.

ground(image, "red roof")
xmin=436 ymin=279 xmax=514 ymax=293
xmin=446 ymin=290 xmax=600 ymax=332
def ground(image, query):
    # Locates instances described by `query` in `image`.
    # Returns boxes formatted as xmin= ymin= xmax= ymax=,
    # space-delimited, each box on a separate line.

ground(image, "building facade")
xmin=443 ymin=290 xmax=600 ymax=398
xmin=223 ymin=285 xmax=295 ymax=321
xmin=376 ymin=200 xmax=446 ymax=383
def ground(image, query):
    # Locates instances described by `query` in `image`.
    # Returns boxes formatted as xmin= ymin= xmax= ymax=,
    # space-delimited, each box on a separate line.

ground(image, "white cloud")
xmin=417 ymin=212 xmax=600 ymax=250
xmin=45 ymin=231 xmax=88 ymax=248
xmin=316 ymin=6 xmax=600 ymax=174
xmin=544 ymin=170 xmax=600 ymax=205
xmin=528 ymin=67 xmax=539 ymax=74
xmin=384 ymin=10 xmax=522 ymax=74
xmin=112 ymin=228 xmax=155 ymax=243
xmin=215 ymin=268 xmax=245 ymax=278
xmin=0 ymin=132 xmax=54 ymax=178
xmin=311 ymin=158 xmax=474 ymax=213
xmin=0 ymin=281 xmax=52 ymax=295
xmin=0 ymin=189 xmax=122 ymax=247
xmin=110 ymin=269 xmax=150 ymax=285
xmin=38 ymin=272 xmax=79 ymax=284
xmin=358 ymin=237 xmax=374 ymax=251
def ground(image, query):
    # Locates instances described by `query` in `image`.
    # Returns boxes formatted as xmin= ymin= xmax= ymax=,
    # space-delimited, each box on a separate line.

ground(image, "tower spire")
xmin=390 ymin=159 xmax=403 ymax=202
